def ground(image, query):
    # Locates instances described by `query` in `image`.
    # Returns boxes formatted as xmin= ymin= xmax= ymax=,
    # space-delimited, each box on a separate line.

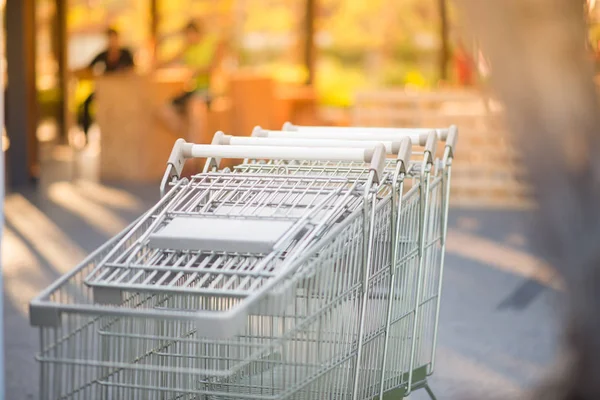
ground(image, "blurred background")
xmin=8 ymin=0 xmax=600 ymax=205
xmin=3 ymin=0 xmax=600 ymax=399
xmin=8 ymin=0 xmax=600 ymax=207
xmin=2 ymin=0 xmax=600 ymax=195
xmin=3 ymin=0 xmax=492 ymax=196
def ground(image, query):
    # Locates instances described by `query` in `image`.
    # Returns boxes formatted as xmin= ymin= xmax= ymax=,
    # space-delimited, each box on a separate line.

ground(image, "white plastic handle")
xmin=220 ymin=134 xmax=401 ymax=154
xmin=396 ymin=137 xmax=412 ymax=173
xmin=190 ymin=144 xmax=373 ymax=163
xmin=445 ymin=125 xmax=458 ymax=157
xmin=283 ymin=122 xmax=451 ymax=136
xmin=261 ymin=126 xmax=448 ymax=144
xmin=280 ymin=123 xmax=458 ymax=160
xmin=283 ymin=122 xmax=440 ymax=135
xmin=196 ymin=143 xmax=386 ymax=183
xmin=160 ymin=138 xmax=387 ymax=195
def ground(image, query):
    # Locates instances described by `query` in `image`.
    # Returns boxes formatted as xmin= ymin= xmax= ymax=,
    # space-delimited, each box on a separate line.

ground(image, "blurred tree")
xmin=439 ymin=0 xmax=449 ymax=80
xmin=62 ymin=0 xmax=462 ymax=108
xmin=314 ymin=0 xmax=443 ymax=105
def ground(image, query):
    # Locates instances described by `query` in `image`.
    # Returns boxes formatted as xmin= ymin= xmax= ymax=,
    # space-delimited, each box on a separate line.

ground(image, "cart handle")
xmin=278 ymin=123 xmax=453 ymax=161
xmin=396 ymin=137 xmax=412 ymax=174
xmin=419 ymin=131 xmax=437 ymax=164
xmin=251 ymin=128 xmax=437 ymax=163
xmin=160 ymin=138 xmax=387 ymax=194
xmin=213 ymin=132 xmax=406 ymax=155
xmin=444 ymin=124 xmax=458 ymax=158
xmin=281 ymin=122 xmax=454 ymax=141
xmin=213 ymin=132 xmax=416 ymax=175
xmin=257 ymin=125 xmax=454 ymax=150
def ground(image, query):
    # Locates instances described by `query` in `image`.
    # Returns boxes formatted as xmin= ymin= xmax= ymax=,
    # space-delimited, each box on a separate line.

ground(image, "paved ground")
xmin=3 ymin=144 xmax=561 ymax=399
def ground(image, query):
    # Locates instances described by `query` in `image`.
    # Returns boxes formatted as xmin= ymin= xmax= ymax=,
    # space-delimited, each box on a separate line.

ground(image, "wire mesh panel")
xmin=83 ymin=173 xmax=364 ymax=300
xmin=235 ymin=160 xmax=382 ymax=182
xmin=34 ymin=202 xmax=376 ymax=399
xmin=413 ymin=175 xmax=444 ymax=370
xmin=228 ymin=155 xmax=441 ymax=399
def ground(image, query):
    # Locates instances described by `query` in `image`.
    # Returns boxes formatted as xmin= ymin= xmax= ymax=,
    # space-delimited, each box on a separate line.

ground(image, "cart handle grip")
xmin=421 ymin=131 xmax=438 ymax=164
xmin=213 ymin=132 xmax=405 ymax=155
xmin=161 ymin=137 xmax=387 ymax=188
xmin=280 ymin=122 xmax=451 ymax=141
xmin=279 ymin=122 xmax=457 ymax=162
xmin=445 ymin=124 xmax=458 ymax=158
xmin=396 ymin=137 xmax=412 ymax=174
xmin=252 ymin=127 xmax=439 ymax=164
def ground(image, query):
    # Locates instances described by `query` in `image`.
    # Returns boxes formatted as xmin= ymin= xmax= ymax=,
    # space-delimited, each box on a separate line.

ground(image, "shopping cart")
xmin=268 ymin=123 xmax=458 ymax=390
xmin=29 ymin=126 xmax=457 ymax=400
xmin=223 ymin=125 xmax=457 ymax=400
xmin=30 ymin=143 xmax=389 ymax=399
xmin=173 ymin=134 xmax=424 ymax=400
xmin=188 ymin=125 xmax=456 ymax=399
xmin=275 ymin=123 xmax=458 ymax=383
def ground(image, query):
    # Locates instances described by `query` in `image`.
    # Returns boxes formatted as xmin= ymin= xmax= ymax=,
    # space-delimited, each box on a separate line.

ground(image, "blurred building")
xmin=3 ymin=0 xmax=314 ymax=188
xmin=3 ymin=0 xmax=454 ymax=189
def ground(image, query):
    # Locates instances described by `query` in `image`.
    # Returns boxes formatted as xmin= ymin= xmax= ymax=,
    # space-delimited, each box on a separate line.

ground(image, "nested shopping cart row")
xmin=29 ymin=122 xmax=457 ymax=400
xmin=203 ymin=124 xmax=456 ymax=399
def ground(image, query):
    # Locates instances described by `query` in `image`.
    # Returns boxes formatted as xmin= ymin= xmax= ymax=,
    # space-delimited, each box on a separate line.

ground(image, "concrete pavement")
xmin=3 ymin=176 xmax=560 ymax=399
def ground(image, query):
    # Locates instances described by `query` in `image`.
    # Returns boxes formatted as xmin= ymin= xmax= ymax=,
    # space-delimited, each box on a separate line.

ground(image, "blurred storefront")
xmin=3 ymin=0 xmax=313 ymax=188
xmin=3 ymin=0 xmax=459 ymax=188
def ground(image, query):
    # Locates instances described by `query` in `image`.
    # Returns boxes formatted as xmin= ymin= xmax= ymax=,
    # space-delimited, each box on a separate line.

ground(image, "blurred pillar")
xmin=439 ymin=0 xmax=449 ymax=81
xmin=55 ymin=0 xmax=69 ymax=139
xmin=150 ymin=0 xmax=159 ymax=64
xmin=303 ymin=0 xmax=316 ymax=85
xmin=0 ymin=2 xmax=5 ymax=399
xmin=6 ymin=0 xmax=38 ymax=186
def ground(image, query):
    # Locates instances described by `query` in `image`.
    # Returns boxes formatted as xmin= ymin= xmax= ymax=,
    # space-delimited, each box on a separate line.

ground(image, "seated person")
xmin=73 ymin=28 xmax=135 ymax=143
xmin=157 ymin=19 xmax=224 ymax=146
